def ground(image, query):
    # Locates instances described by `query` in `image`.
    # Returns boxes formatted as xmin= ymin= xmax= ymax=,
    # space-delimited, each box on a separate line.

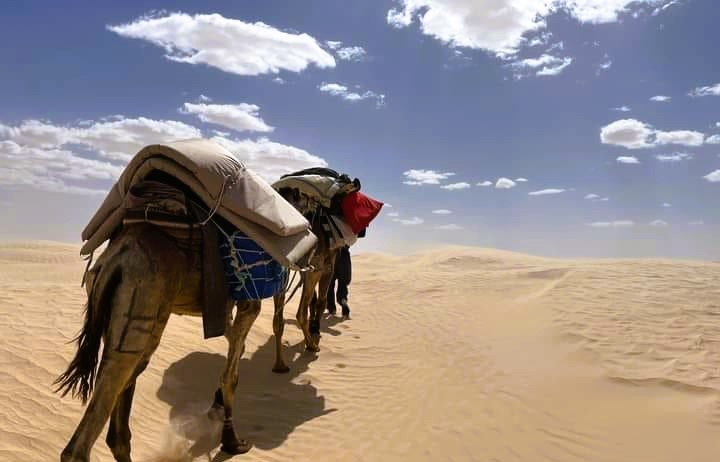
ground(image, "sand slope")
xmin=1 ymin=242 xmax=720 ymax=461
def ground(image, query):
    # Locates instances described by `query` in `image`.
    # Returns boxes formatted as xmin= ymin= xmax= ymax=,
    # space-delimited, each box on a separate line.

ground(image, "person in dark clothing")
xmin=326 ymin=245 xmax=352 ymax=317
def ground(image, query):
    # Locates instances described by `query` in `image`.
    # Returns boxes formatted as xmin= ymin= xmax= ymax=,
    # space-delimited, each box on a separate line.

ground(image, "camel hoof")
xmin=305 ymin=344 xmax=320 ymax=353
xmin=221 ymin=439 xmax=253 ymax=455
xmin=272 ymin=364 xmax=290 ymax=374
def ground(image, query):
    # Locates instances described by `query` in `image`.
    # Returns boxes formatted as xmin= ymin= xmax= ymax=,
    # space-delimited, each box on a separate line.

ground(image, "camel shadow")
xmin=156 ymin=337 xmax=337 ymax=459
xmin=286 ymin=313 xmax=346 ymax=337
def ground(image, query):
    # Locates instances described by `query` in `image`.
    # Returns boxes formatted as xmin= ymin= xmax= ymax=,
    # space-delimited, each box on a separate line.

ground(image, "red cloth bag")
xmin=340 ymin=191 xmax=384 ymax=234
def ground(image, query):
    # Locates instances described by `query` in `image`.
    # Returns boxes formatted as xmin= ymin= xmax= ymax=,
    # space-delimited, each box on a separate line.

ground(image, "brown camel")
xmin=55 ymin=223 xmax=265 ymax=462
xmin=270 ymin=197 xmax=340 ymax=372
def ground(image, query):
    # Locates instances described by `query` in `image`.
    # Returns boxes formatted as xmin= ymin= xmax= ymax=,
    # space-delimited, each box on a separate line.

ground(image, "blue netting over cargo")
xmin=219 ymin=230 xmax=287 ymax=300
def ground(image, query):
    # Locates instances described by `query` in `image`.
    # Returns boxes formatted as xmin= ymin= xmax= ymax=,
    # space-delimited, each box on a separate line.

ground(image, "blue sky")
xmin=1 ymin=0 xmax=719 ymax=258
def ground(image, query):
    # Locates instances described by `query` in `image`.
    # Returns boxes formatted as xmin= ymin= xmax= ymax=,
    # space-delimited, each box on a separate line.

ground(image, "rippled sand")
xmin=1 ymin=242 xmax=719 ymax=461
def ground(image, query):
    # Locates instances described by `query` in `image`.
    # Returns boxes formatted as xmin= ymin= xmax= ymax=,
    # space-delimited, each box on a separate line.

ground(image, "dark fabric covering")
xmin=189 ymin=202 xmax=229 ymax=339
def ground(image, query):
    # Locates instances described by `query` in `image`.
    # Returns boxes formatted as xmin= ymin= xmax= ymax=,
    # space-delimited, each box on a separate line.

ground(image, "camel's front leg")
xmin=215 ymin=299 xmax=261 ymax=455
xmin=272 ymin=291 xmax=290 ymax=373
xmin=297 ymin=271 xmax=321 ymax=352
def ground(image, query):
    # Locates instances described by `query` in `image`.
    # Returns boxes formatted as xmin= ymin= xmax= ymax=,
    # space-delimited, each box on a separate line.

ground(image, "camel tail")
xmin=54 ymin=266 xmax=122 ymax=404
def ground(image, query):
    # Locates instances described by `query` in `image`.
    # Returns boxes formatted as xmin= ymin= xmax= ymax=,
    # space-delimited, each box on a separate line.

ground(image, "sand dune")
xmin=1 ymin=242 xmax=720 ymax=461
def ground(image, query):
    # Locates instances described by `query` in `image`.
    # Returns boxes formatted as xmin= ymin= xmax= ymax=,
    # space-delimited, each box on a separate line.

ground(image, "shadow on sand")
xmin=156 ymin=336 xmax=337 ymax=460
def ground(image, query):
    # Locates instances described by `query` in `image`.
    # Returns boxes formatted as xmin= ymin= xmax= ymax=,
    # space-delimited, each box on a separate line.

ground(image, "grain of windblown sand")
xmin=2 ymin=241 xmax=720 ymax=461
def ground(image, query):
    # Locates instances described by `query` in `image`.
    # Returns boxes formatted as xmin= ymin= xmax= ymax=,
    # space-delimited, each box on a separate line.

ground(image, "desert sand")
xmin=1 ymin=241 xmax=720 ymax=461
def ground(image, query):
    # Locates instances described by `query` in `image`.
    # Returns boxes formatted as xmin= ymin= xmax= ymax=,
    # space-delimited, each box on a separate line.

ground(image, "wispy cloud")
xmin=650 ymin=219 xmax=669 ymax=227
xmin=617 ymin=156 xmax=640 ymax=164
xmin=528 ymin=188 xmax=565 ymax=196
xmin=477 ymin=180 xmax=493 ymax=187
xmin=510 ymin=54 xmax=573 ymax=77
xmin=587 ymin=220 xmax=635 ymax=228
xmin=440 ymin=182 xmax=471 ymax=190
xmin=612 ymin=106 xmax=631 ymax=112
xmin=432 ymin=209 xmax=452 ymax=214
xmin=689 ymin=83 xmax=720 ymax=97
xmin=108 ymin=12 xmax=335 ymax=76
xmin=318 ymin=82 xmax=385 ymax=107
xmin=650 ymin=95 xmax=671 ymax=102
xmin=655 ymin=152 xmax=693 ymax=162
xmin=403 ymin=169 xmax=455 ymax=185
xmin=393 ymin=216 xmax=424 ymax=226
xmin=436 ymin=224 xmax=463 ymax=230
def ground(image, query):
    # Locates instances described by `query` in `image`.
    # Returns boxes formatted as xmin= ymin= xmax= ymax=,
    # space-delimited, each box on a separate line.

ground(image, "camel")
xmin=271 ymin=206 xmax=339 ymax=372
xmin=55 ymin=223 xmax=265 ymax=462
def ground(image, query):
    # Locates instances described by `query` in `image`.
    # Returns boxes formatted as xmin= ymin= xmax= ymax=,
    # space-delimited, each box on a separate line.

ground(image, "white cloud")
xmin=703 ymin=170 xmax=720 ymax=182
xmin=601 ymin=119 xmax=655 ymax=149
xmin=387 ymin=212 xmax=400 ymax=217
xmin=436 ymin=224 xmax=463 ymax=230
xmin=654 ymin=130 xmax=704 ymax=147
xmin=198 ymin=94 xmax=212 ymax=102
xmin=326 ymin=40 xmax=343 ymax=50
xmin=181 ymin=102 xmax=274 ymax=133
xmin=584 ymin=193 xmax=610 ymax=201
xmin=649 ymin=219 xmax=669 ymax=227
xmin=597 ymin=58 xmax=612 ymax=74
xmin=601 ymin=118 xmax=706 ymax=149
xmin=612 ymin=106 xmax=631 ymax=112
xmin=386 ymin=1 xmax=665 ymax=56
xmin=318 ymin=82 xmax=385 ymax=107
xmin=477 ymin=180 xmax=493 ymax=186
xmin=689 ymin=220 xmax=704 ymax=225
xmin=527 ymin=32 xmax=553 ymax=47
xmin=650 ymin=95 xmax=671 ymax=102
xmin=496 ymin=177 xmax=517 ymax=189
xmin=393 ymin=216 xmax=424 ymax=226
xmin=0 ymin=140 xmax=121 ymax=195
xmin=515 ymin=177 xmax=528 ymax=182
xmin=653 ymin=0 xmax=681 ymax=15
xmin=0 ymin=117 xmax=201 ymax=162
xmin=510 ymin=54 xmax=573 ymax=77
xmin=403 ymin=169 xmax=455 ymax=185
xmin=211 ymin=136 xmax=327 ymax=181
xmin=0 ymin=114 xmax=327 ymax=192
xmin=587 ymin=220 xmax=635 ymax=228
xmin=272 ymin=77 xmax=285 ymax=84
xmin=617 ymin=156 xmax=640 ymax=164
xmin=384 ymin=203 xmax=393 ymax=208
xmin=440 ymin=182 xmax=471 ymax=190
xmin=706 ymin=135 xmax=720 ymax=144
xmin=432 ymin=209 xmax=452 ymax=214
xmin=655 ymin=152 xmax=693 ymax=162
xmin=528 ymin=188 xmax=565 ymax=196
xmin=336 ymin=46 xmax=367 ymax=61
xmin=662 ymin=202 xmax=672 ymax=207
xmin=689 ymin=83 xmax=720 ymax=97
xmin=108 ymin=12 xmax=335 ymax=76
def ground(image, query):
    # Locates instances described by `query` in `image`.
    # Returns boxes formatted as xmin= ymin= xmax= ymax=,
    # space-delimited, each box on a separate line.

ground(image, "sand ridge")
xmin=1 ymin=242 xmax=719 ymax=461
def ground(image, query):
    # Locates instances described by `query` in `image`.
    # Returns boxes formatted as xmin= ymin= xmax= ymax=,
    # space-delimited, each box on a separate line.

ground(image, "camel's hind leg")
xmin=61 ymin=226 xmax=181 ymax=462
xmin=272 ymin=291 xmax=290 ymax=373
xmin=297 ymin=271 xmax=322 ymax=352
xmin=212 ymin=300 xmax=262 ymax=455
xmin=105 ymin=360 xmax=147 ymax=462
xmin=61 ymin=300 xmax=171 ymax=462
xmin=311 ymin=264 xmax=335 ymax=339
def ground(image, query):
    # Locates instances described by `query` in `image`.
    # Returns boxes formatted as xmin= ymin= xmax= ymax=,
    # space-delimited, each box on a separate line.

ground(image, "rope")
xmin=199 ymin=175 xmax=231 ymax=226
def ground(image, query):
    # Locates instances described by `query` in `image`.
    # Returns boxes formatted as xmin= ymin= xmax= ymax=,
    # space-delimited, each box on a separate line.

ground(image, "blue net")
xmin=219 ymin=230 xmax=287 ymax=300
